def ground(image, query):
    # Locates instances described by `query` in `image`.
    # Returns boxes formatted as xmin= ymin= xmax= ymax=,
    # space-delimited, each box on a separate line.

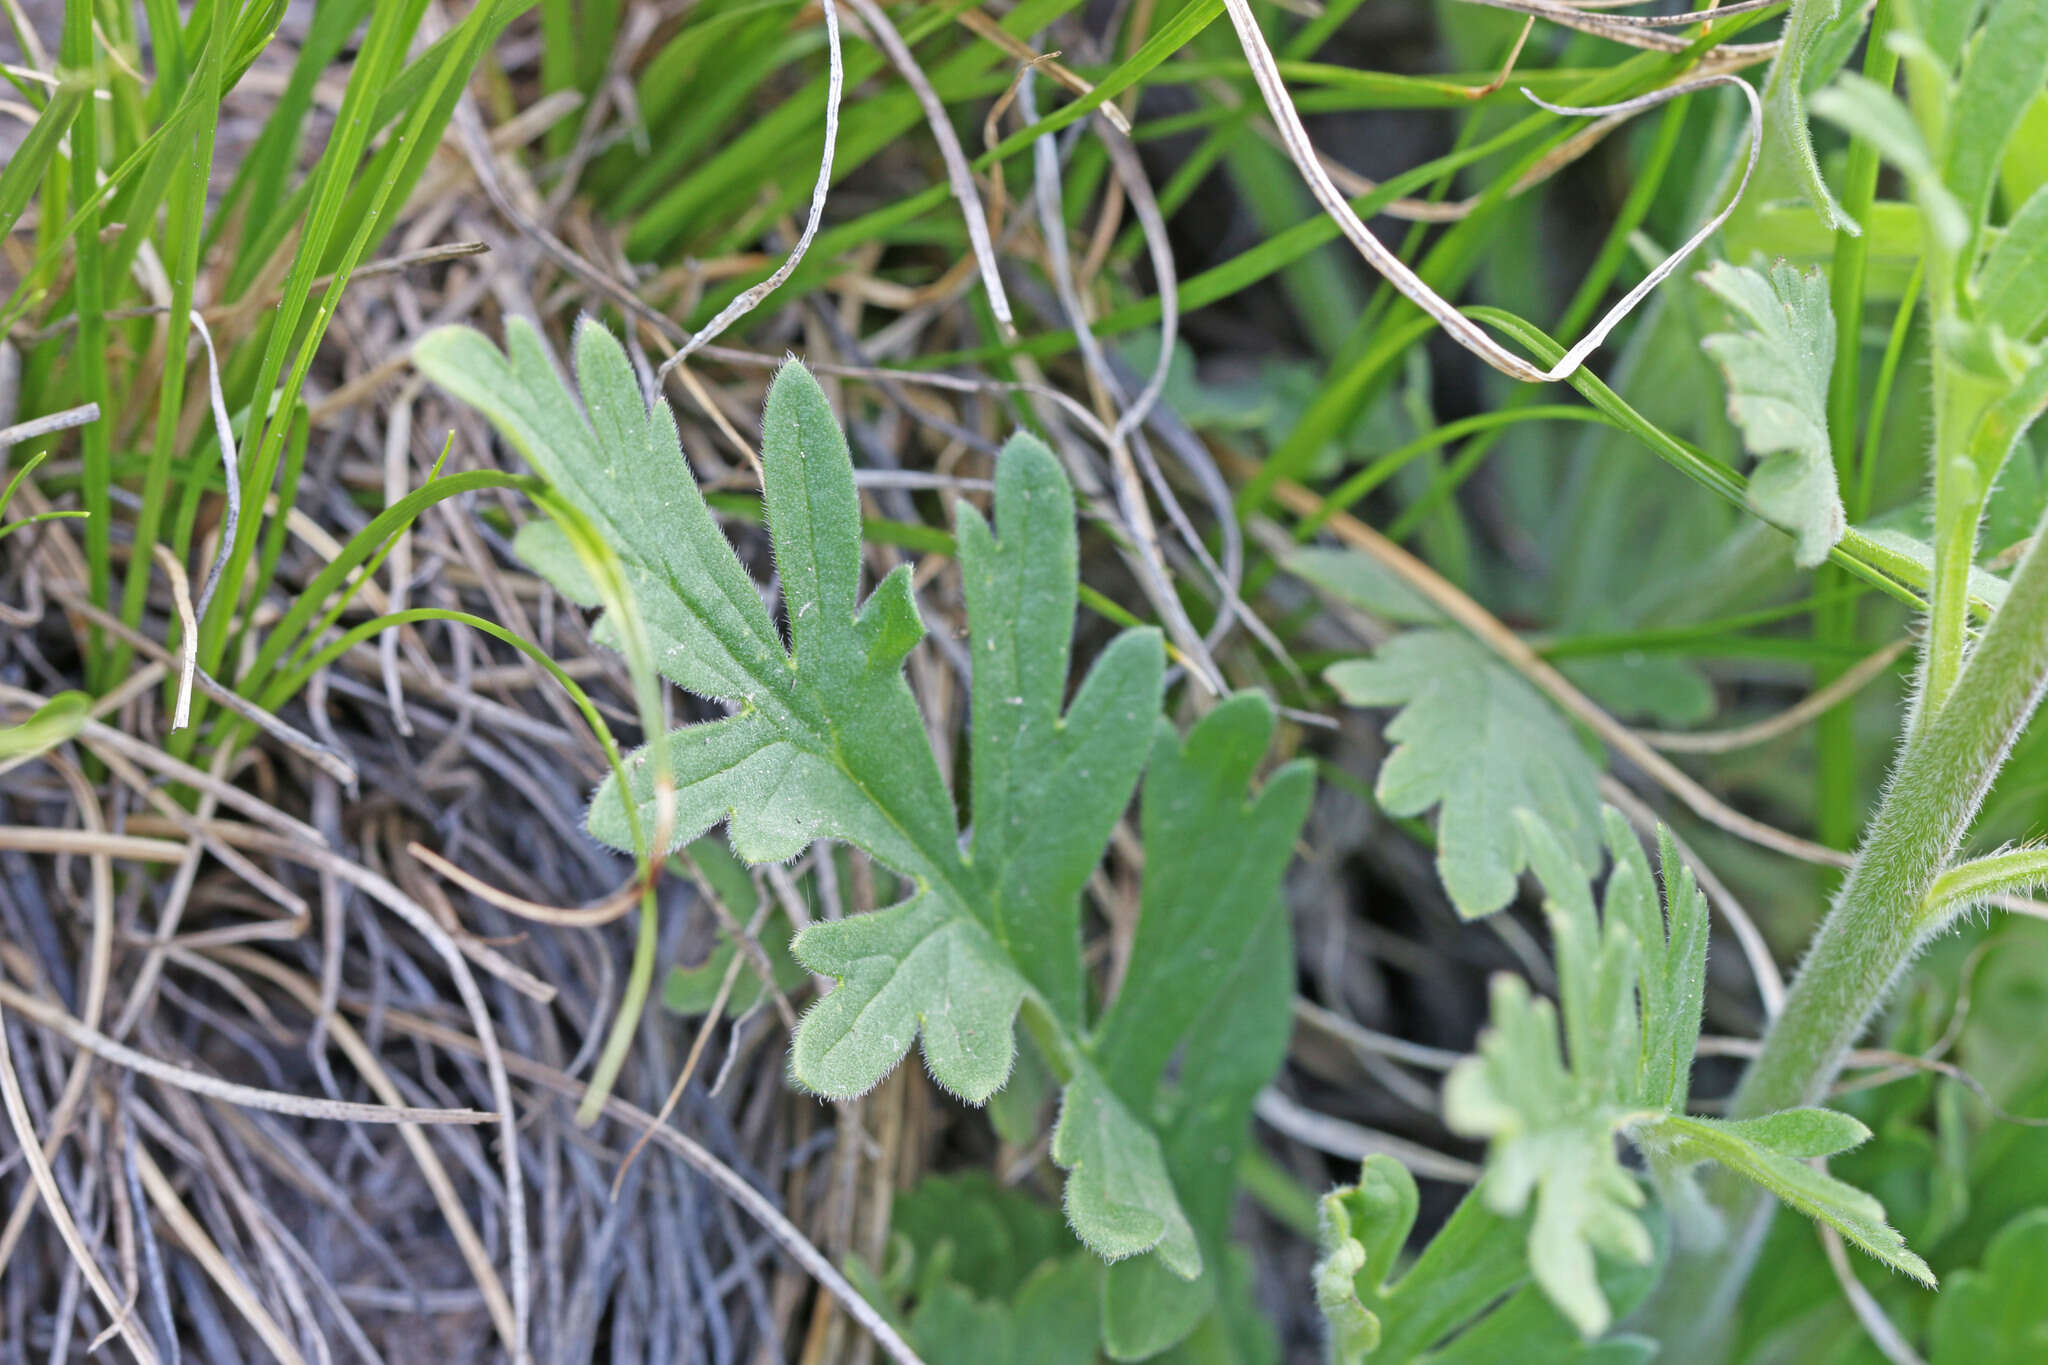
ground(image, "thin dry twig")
xmin=844 ymin=0 xmax=1014 ymax=336
xmin=0 ymin=980 xmax=494 ymax=1125
xmin=1642 ymin=639 xmax=1910 ymax=754
xmin=0 ymin=1000 xmax=165 ymax=1365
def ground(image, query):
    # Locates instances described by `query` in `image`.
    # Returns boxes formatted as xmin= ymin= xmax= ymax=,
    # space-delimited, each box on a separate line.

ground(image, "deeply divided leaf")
xmin=417 ymin=320 xmax=1311 ymax=1294
xmin=1326 ymin=630 xmax=1601 ymax=918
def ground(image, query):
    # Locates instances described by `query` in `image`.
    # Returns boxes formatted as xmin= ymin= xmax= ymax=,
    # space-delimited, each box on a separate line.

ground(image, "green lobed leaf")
xmin=1326 ymin=631 xmax=1602 ymax=918
xmin=416 ymin=322 xmax=1319 ymax=1289
xmin=1054 ymin=1069 xmax=1202 ymax=1279
xmin=1093 ymin=699 xmax=1315 ymax=1104
xmin=1696 ymin=261 xmax=1846 ymax=568
xmin=1314 ymin=1156 xmax=1417 ymax=1361
xmin=1101 ymin=899 xmax=1301 ymax=1360
xmin=1930 ymin=1208 xmax=2048 ymax=1365
xmin=1438 ymin=811 xmax=1710 ymax=1339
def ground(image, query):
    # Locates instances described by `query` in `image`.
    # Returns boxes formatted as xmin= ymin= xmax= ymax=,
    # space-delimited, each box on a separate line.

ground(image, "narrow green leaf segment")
xmin=415 ymin=320 xmax=1313 ymax=1296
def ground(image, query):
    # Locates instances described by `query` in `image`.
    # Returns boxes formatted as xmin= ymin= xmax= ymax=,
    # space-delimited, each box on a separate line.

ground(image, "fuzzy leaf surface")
xmin=1638 ymin=1112 xmax=1934 ymax=1287
xmin=1761 ymin=0 xmax=1870 ymax=232
xmin=1444 ymin=973 xmax=1651 ymax=1338
xmin=417 ymin=320 xmax=1285 ymax=1283
xmin=1697 ymin=261 xmax=1845 ymax=568
xmin=1326 ymin=631 xmax=1601 ymax=918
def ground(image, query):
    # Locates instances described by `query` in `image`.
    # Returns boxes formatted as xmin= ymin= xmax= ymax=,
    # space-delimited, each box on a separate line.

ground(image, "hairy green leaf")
xmin=1638 ymin=1111 xmax=1933 ymax=1287
xmin=416 ymin=319 xmax=1311 ymax=1293
xmin=1762 ymin=0 xmax=1873 ymax=232
xmin=1445 ymin=973 xmax=1652 ymax=1338
xmin=1697 ymin=261 xmax=1845 ymax=568
xmin=1313 ymin=1150 xmax=1659 ymax=1361
xmin=1326 ymin=631 xmax=1601 ymax=918
xmin=1443 ymin=810 xmax=1922 ymax=1332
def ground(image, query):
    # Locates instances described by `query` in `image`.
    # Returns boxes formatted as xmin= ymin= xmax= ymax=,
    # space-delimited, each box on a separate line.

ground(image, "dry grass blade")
xmin=184 ymin=310 xmax=240 ymax=620
xmin=1642 ymin=639 xmax=1910 ymax=753
xmin=0 ymin=1000 xmax=164 ymax=1365
xmin=224 ymin=952 xmax=928 ymax=1365
xmin=844 ymin=0 xmax=1013 ymax=336
xmin=409 ymin=839 xmax=641 ymax=926
xmin=149 ymin=544 xmax=199 ymax=730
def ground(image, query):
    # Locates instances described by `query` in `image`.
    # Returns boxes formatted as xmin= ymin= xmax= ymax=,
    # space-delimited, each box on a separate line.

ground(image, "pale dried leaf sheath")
xmin=1221 ymin=0 xmax=1763 ymax=383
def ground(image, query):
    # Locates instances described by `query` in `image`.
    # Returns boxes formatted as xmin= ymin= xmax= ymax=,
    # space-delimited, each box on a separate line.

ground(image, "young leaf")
xmin=1637 ymin=1112 xmax=1934 ymax=1288
xmin=416 ymin=320 xmax=1312 ymax=1289
xmin=1442 ymin=810 xmax=1923 ymax=1333
xmin=1314 ymin=1156 xmax=1418 ymax=1360
xmin=1697 ymin=261 xmax=1845 ymax=568
xmin=1314 ymin=1152 xmax=1658 ymax=1361
xmin=1326 ymin=631 xmax=1601 ymax=918
xmin=1444 ymin=973 xmax=1652 ymax=1338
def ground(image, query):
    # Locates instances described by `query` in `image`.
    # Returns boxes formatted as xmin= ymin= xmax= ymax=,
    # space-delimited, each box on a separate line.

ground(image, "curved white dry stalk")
xmin=1224 ymin=0 xmax=1763 ymax=382
xmin=845 ymin=0 xmax=1014 ymax=336
xmin=1021 ymin=78 xmax=1227 ymax=695
xmin=150 ymin=544 xmax=199 ymax=730
xmin=658 ymin=0 xmax=842 ymax=379
xmin=187 ymin=310 xmax=240 ymax=622
xmin=0 ymin=401 xmax=100 ymax=452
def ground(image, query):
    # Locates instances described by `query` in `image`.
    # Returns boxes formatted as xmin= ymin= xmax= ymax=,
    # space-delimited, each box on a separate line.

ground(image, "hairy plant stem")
xmin=1647 ymin=506 xmax=2048 ymax=1345
xmin=1734 ymin=517 xmax=2048 ymax=1120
